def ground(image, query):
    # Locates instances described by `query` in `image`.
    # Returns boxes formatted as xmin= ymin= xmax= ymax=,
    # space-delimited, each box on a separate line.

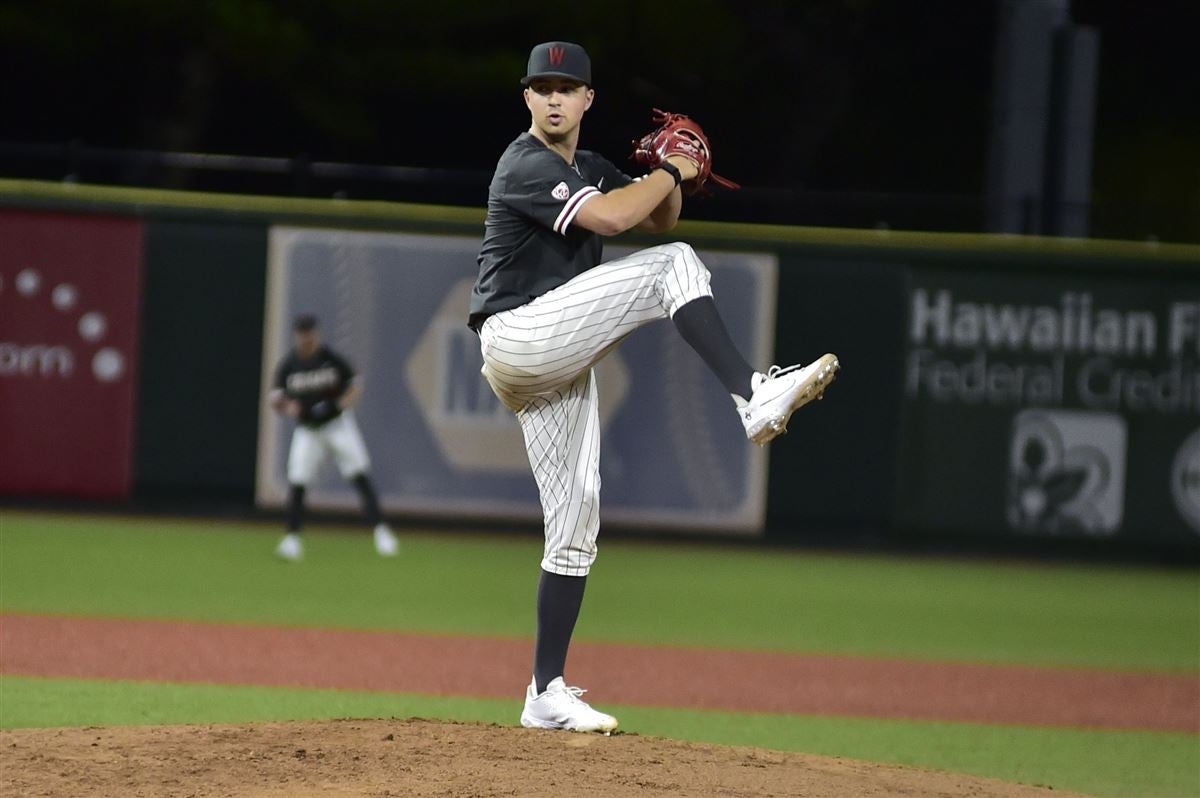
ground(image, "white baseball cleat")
xmin=520 ymin=677 xmax=618 ymax=733
xmin=373 ymin=524 xmax=399 ymax=557
xmin=740 ymin=353 xmax=840 ymax=445
xmin=275 ymin=532 xmax=303 ymax=562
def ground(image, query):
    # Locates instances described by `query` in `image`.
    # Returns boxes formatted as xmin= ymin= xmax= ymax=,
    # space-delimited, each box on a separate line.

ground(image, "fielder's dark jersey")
xmin=469 ymin=132 xmax=634 ymax=329
xmin=272 ymin=346 xmax=355 ymax=427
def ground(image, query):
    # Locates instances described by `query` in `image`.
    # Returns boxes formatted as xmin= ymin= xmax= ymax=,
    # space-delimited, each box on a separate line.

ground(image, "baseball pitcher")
xmin=469 ymin=41 xmax=838 ymax=732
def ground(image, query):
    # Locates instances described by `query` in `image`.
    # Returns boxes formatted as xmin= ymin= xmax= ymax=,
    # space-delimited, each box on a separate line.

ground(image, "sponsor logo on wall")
xmin=906 ymin=289 xmax=1200 ymax=415
xmin=1007 ymin=410 xmax=1126 ymax=536
xmin=898 ymin=269 xmax=1198 ymax=544
xmin=0 ymin=210 xmax=144 ymax=498
xmin=402 ymin=278 xmax=629 ymax=473
xmin=1171 ymin=428 xmax=1200 ymax=534
xmin=0 ymin=267 xmax=128 ymax=383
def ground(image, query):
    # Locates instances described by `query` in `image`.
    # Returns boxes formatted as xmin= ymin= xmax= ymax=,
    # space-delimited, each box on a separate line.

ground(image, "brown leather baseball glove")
xmin=631 ymin=108 xmax=740 ymax=196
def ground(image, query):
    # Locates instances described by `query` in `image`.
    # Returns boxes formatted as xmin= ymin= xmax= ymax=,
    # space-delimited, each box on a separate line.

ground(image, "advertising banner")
xmin=257 ymin=227 xmax=777 ymax=533
xmin=0 ymin=210 xmax=144 ymax=498
xmin=896 ymin=265 xmax=1199 ymax=545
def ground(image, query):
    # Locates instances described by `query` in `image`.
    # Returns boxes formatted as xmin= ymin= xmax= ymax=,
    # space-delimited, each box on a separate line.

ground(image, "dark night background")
xmin=1 ymin=0 xmax=1196 ymax=240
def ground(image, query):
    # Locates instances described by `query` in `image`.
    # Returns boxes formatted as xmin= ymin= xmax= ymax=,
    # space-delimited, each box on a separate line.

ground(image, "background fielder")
xmin=470 ymin=42 xmax=838 ymax=733
xmin=268 ymin=314 xmax=398 ymax=560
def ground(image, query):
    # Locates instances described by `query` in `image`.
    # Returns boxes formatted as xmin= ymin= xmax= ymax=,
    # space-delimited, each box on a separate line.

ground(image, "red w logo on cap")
xmin=549 ymin=46 xmax=565 ymax=66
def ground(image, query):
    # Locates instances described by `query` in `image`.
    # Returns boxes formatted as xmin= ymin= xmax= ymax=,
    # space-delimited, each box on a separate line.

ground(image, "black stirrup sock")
xmin=351 ymin=473 xmax=383 ymax=527
xmin=672 ymin=296 xmax=756 ymax=400
xmin=287 ymin=485 xmax=306 ymax=532
xmin=533 ymin=570 xmax=588 ymax=694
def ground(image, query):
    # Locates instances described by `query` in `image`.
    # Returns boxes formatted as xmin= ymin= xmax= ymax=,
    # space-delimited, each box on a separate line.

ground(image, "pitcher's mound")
xmin=1 ymin=718 xmax=1087 ymax=797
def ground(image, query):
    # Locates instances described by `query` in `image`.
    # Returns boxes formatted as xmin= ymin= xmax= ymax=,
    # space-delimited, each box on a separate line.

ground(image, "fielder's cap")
xmin=293 ymin=313 xmax=319 ymax=332
xmin=522 ymin=41 xmax=591 ymax=87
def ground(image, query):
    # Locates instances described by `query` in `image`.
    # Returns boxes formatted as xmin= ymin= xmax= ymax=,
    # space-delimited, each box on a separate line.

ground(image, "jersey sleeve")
xmin=500 ymin=149 xmax=603 ymax=236
xmin=272 ymin=359 xmax=289 ymax=394
xmin=596 ymin=156 xmax=635 ymax=192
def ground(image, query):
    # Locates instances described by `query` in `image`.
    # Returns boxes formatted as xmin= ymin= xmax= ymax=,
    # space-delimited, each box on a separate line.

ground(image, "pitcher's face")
xmin=525 ymin=77 xmax=593 ymax=141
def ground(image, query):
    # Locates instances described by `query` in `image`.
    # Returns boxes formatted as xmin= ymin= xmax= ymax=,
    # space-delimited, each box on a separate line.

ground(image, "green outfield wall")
xmin=1 ymin=179 xmax=1197 ymax=550
xmin=136 ymin=220 xmax=267 ymax=501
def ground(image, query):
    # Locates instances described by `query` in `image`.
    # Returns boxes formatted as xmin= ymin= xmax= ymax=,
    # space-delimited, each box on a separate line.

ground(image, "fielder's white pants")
xmin=478 ymin=243 xmax=713 ymax=575
xmin=286 ymin=411 xmax=372 ymax=485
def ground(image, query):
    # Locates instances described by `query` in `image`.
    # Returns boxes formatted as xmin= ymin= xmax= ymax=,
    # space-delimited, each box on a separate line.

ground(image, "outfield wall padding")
xmin=136 ymin=221 xmax=267 ymax=501
xmin=1 ymin=179 xmax=1197 ymax=551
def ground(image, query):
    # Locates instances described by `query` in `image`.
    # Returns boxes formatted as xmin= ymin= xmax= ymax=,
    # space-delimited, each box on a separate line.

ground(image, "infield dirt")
xmin=0 ymin=718 xmax=1094 ymax=798
xmin=5 ymin=612 xmax=1185 ymax=796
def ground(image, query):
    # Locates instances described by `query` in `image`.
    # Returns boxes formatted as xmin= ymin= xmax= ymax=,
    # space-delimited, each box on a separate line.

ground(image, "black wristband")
xmin=658 ymin=161 xmax=683 ymax=187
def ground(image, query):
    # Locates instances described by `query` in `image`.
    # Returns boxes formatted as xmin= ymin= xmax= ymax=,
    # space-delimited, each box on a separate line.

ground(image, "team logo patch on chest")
xmin=551 ymin=181 xmax=570 ymax=200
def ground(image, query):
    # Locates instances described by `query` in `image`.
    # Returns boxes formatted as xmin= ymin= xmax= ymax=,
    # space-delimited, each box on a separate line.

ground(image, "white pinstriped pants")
xmin=286 ymin=411 xmax=371 ymax=485
xmin=478 ymin=242 xmax=713 ymax=575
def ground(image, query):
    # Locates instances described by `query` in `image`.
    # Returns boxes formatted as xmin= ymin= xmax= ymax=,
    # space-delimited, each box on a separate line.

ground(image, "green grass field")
xmin=1 ymin=511 xmax=1198 ymax=797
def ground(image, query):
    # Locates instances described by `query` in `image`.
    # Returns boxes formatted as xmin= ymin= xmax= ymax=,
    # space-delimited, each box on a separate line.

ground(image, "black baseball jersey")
xmin=273 ymin=346 xmax=355 ymax=427
xmin=468 ymin=132 xmax=634 ymax=329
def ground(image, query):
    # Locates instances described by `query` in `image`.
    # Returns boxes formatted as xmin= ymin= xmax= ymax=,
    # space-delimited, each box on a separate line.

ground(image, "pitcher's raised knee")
xmin=655 ymin=242 xmax=713 ymax=316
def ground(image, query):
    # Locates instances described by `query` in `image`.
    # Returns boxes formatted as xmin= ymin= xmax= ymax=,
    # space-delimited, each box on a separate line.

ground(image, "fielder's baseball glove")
xmin=307 ymin=399 xmax=338 ymax=425
xmin=631 ymin=108 xmax=740 ymax=196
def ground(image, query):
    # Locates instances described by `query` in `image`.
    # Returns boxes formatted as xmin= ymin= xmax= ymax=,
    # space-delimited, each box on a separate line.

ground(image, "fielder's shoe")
xmin=275 ymin=532 xmax=303 ymax=562
xmin=373 ymin=524 xmax=399 ymax=557
xmin=520 ymin=677 xmax=618 ymax=734
xmin=740 ymin=353 xmax=840 ymax=445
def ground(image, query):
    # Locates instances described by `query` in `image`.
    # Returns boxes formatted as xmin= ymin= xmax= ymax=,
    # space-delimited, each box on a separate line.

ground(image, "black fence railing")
xmin=1 ymin=141 xmax=1194 ymax=242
